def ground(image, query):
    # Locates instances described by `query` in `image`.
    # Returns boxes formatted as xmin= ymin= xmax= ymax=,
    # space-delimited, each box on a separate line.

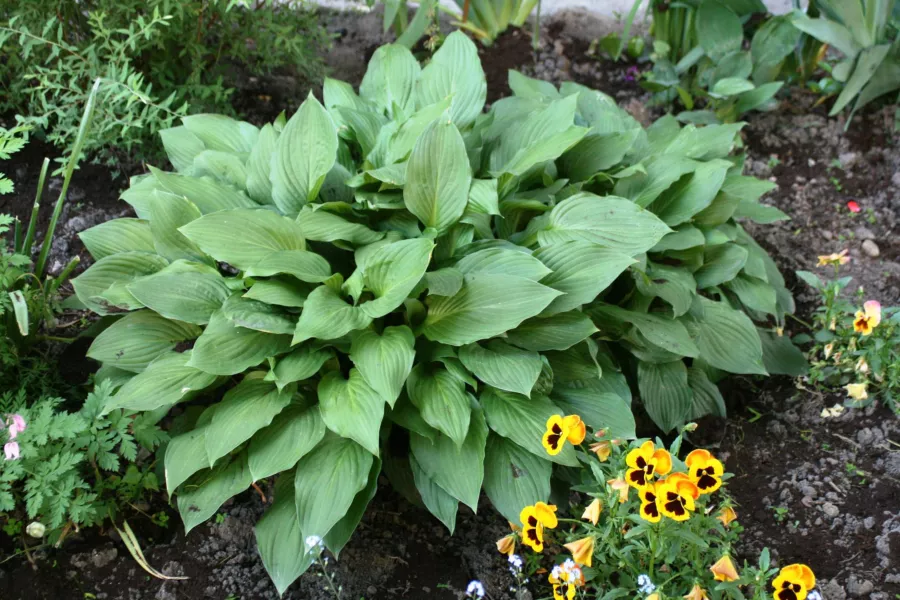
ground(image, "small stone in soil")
xmin=862 ymin=239 xmax=880 ymax=257
xmin=822 ymin=502 xmax=840 ymax=518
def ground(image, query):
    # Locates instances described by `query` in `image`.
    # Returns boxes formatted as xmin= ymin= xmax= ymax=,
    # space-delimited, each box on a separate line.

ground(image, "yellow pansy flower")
xmin=638 ymin=483 xmax=661 ymax=523
xmin=625 ymin=440 xmax=672 ymax=490
xmin=657 ymin=473 xmax=699 ymax=521
xmin=773 ymin=564 xmax=816 ymax=600
xmin=685 ymin=449 xmax=724 ymax=494
xmin=853 ymin=300 xmax=881 ymax=335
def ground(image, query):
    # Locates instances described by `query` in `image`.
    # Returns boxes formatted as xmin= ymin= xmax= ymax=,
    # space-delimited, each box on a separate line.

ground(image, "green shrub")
xmin=72 ymin=32 xmax=798 ymax=592
xmin=0 ymin=1 xmax=329 ymax=169
xmin=0 ymin=124 xmax=30 ymax=195
xmin=0 ymin=382 xmax=166 ymax=545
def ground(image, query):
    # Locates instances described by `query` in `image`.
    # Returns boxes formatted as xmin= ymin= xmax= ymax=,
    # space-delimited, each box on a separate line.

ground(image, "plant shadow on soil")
xmin=2 ymin=7 xmax=899 ymax=600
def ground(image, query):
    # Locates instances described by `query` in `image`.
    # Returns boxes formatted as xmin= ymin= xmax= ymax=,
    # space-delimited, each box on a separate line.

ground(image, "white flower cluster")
xmin=638 ymin=574 xmax=656 ymax=595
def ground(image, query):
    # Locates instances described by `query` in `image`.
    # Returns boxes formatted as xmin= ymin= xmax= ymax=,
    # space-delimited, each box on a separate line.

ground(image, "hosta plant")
xmin=73 ymin=32 xmax=797 ymax=593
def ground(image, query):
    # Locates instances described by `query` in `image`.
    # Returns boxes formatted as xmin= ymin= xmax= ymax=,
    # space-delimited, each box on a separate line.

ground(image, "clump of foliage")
xmin=0 ymin=124 xmax=30 ymax=195
xmin=72 ymin=32 xmax=797 ymax=592
xmin=0 ymin=0 xmax=329 ymax=168
xmin=797 ymin=252 xmax=899 ymax=414
xmin=0 ymin=382 xmax=166 ymax=546
xmin=641 ymin=0 xmax=796 ymax=124
xmin=791 ymin=0 xmax=900 ymax=121
xmin=488 ymin=427 xmax=823 ymax=600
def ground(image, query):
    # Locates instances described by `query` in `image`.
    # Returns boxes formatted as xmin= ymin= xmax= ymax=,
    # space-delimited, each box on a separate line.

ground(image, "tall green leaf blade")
xmin=249 ymin=405 xmax=326 ymax=482
xmin=148 ymin=193 xmax=213 ymax=265
xmin=179 ymin=208 xmax=306 ymax=270
xmin=177 ymin=453 xmax=252 ymax=534
xmin=422 ymin=274 xmax=562 ymax=346
xmin=483 ymin=434 xmax=552 ymax=524
xmin=404 ymin=120 xmax=472 ymax=232
xmin=637 ymin=360 xmax=692 ymax=433
xmin=359 ymin=44 xmax=421 ymax=117
xmin=323 ymin=457 xmax=381 ymax=557
xmin=246 ymin=124 xmax=277 ymax=204
xmin=416 ymin=30 xmax=487 ymax=129
xmin=318 ymin=370 xmax=386 ymax=456
xmin=406 ymin=364 xmax=471 ymax=448
xmin=189 ymin=311 xmax=292 ymax=375
xmin=271 ymin=93 xmax=338 ymax=214
xmin=255 ymin=476 xmax=315 ymax=596
xmin=410 ymin=407 xmax=488 ymax=511
xmin=480 ymin=387 xmax=579 ymax=467
xmin=410 ymin=454 xmax=458 ymax=534
xmin=350 ymin=326 xmax=416 ymax=407
xmin=294 ymin=437 xmax=374 ymax=538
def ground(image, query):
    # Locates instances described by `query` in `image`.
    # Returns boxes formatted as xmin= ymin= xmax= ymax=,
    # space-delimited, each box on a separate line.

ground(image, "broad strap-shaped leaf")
xmin=179 ymin=208 xmax=306 ymax=270
xmin=410 ymin=454 xmax=458 ymax=534
xmin=318 ymin=369 xmax=386 ymax=456
xmin=245 ymin=249 xmax=332 ymax=283
xmin=79 ymin=218 xmax=155 ymax=259
xmin=688 ymin=367 xmax=727 ymax=420
xmin=323 ymin=456 xmax=381 ymax=557
xmin=265 ymin=344 xmax=334 ymax=389
xmin=505 ymin=311 xmax=599 ymax=352
xmin=422 ymin=274 xmax=562 ymax=346
xmin=192 ymin=150 xmax=248 ymax=190
xmin=88 ymin=310 xmax=200 ymax=373
xmin=483 ymin=434 xmax=552 ymax=524
xmin=535 ymin=241 xmax=635 ymax=315
xmin=454 ymin=247 xmax=551 ymax=281
xmin=550 ymin=384 xmax=637 ymax=440
xmin=255 ymin=476 xmax=315 ymax=596
xmin=360 ymin=238 xmax=434 ymax=318
xmin=292 ymin=285 xmax=373 ymax=344
xmin=181 ymin=114 xmax=258 ymax=155
xmin=148 ymin=192 xmax=213 ymax=265
xmin=294 ymin=437 xmax=374 ymax=538
xmin=416 ymin=30 xmax=486 ymax=128
xmin=295 ymin=206 xmax=384 ymax=245
xmin=693 ymin=297 xmax=766 ymax=374
xmin=245 ymin=278 xmax=311 ymax=308
xmin=72 ymin=252 xmax=170 ymax=315
xmin=350 ymin=326 xmax=416 ymax=407
xmin=165 ymin=413 xmax=214 ymax=494
xmin=409 ymin=406 xmax=488 ymax=511
xmin=249 ymin=404 xmax=326 ymax=482
xmin=480 ymin=387 xmax=579 ymax=467
xmin=127 ymin=260 xmax=230 ymax=325
xmin=205 ymin=378 xmax=293 ymax=466
xmin=758 ymin=328 xmax=808 ymax=376
xmin=637 ymin=360 xmax=692 ymax=433
xmin=651 ymin=160 xmax=731 ymax=226
xmin=404 ymin=119 xmax=472 ymax=232
xmin=150 ymin=167 xmax=257 ymax=213
xmin=406 ymin=363 xmax=471 ymax=448
xmin=695 ymin=243 xmax=749 ymax=288
xmin=591 ymin=304 xmax=700 ymax=358
xmin=246 ymin=123 xmax=278 ymax=204
xmin=270 ymin=93 xmax=338 ymax=214
xmin=177 ymin=452 xmax=252 ymax=534
xmin=359 ymin=43 xmax=420 ymax=117
xmin=537 ymin=193 xmax=671 ymax=256
xmin=159 ymin=125 xmax=204 ymax=173
xmin=105 ymin=351 xmax=220 ymax=414
xmin=189 ymin=310 xmax=292 ymax=375
xmin=458 ymin=340 xmax=541 ymax=397
xmin=221 ymin=294 xmax=296 ymax=335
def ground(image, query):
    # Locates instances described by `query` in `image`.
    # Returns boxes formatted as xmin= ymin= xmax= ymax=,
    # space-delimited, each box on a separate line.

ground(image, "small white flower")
xmin=807 ymin=591 xmax=822 ymax=600
xmin=466 ymin=580 xmax=485 ymax=599
xmin=637 ymin=574 xmax=656 ymax=594
xmin=304 ymin=535 xmax=322 ymax=551
xmin=25 ymin=521 xmax=45 ymax=538
xmin=508 ymin=553 xmax=523 ymax=572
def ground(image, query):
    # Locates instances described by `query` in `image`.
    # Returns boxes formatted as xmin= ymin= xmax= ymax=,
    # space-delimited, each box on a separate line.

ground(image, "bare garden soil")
xmin=1 ymin=7 xmax=898 ymax=600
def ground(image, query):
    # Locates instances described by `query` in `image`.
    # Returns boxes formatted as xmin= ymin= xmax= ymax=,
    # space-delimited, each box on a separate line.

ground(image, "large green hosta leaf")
xmin=483 ymin=434 xmax=552 ymax=524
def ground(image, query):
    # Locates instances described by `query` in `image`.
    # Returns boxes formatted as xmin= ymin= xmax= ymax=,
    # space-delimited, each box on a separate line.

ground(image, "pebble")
xmin=862 ymin=239 xmax=880 ymax=257
xmin=367 ymin=586 xmax=377 ymax=595
xmin=857 ymin=428 xmax=875 ymax=446
xmin=823 ymin=579 xmax=847 ymax=600
xmin=838 ymin=152 xmax=858 ymax=168
xmin=892 ymin=171 xmax=900 ymax=187
xmin=855 ymin=227 xmax=876 ymax=240
xmin=864 ymin=517 xmax=876 ymax=529
xmin=846 ymin=576 xmax=874 ymax=597
xmin=822 ymin=502 xmax=840 ymax=518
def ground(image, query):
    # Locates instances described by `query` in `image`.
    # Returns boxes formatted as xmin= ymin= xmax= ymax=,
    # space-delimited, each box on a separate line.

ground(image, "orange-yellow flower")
xmin=717 ymin=506 xmax=738 ymax=527
xmin=563 ymin=536 xmax=595 ymax=567
xmin=657 ymin=473 xmax=699 ymax=521
xmin=647 ymin=594 xmax=660 ymax=600
xmin=607 ymin=476 xmax=630 ymax=503
xmin=710 ymin=555 xmax=740 ymax=582
xmin=563 ymin=415 xmax=586 ymax=444
xmin=589 ymin=440 xmax=612 ymax=461
xmin=496 ymin=533 xmax=516 ymax=556
xmin=685 ymin=449 xmax=725 ymax=494
xmin=684 ymin=584 xmax=709 ymax=600
xmin=853 ymin=300 xmax=881 ymax=335
xmin=625 ymin=440 xmax=672 ymax=489
xmin=817 ymin=249 xmax=849 ymax=267
xmin=844 ymin=382 xmax=868 ymax=401
xmin=773 ymin=564 xmax=816 ymax=600
xmin=581 ymin=498 xmax=602 ymax=525
xmin=638 ymin=483 xmax=661 ymax=523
